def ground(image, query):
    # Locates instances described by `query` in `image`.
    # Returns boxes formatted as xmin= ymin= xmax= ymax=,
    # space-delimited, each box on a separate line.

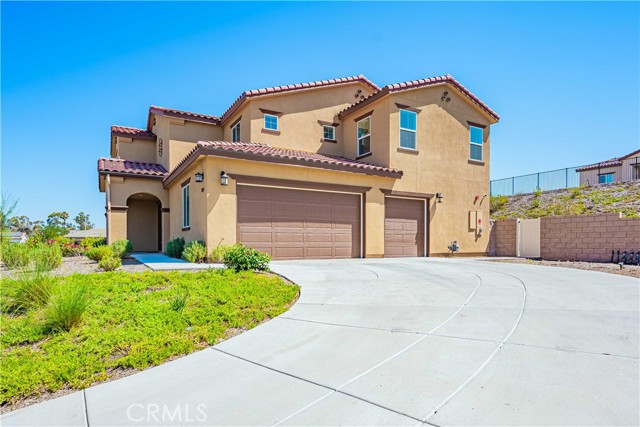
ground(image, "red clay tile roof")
xmin=149 ymin=106 xmax=221 ymax=126
xmin=111 ymin=125 xmax=156 ymax=140
xmin=165 ymin=140 xmax=402 ymax=186
xmin=338 ymin=74 xmax=500 ymax=122
xmin=220 ymin=75 xmax=380 ymax=122
xmin=98 ymin=158 xmax=168 ymax=178
xmin=576 ymin=149 xmax=640 ymax=172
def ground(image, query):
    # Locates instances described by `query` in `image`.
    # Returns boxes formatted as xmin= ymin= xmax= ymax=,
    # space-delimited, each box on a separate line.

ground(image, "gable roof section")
xmin=164 ymin=140 xmax=402 ymax=187
xmin=219 ymin=75 xmax=380 ymax=123
xmin=576 ymin=149 xmax=640 ymax=172
xmin=111 ymin=125 xmax=156 ymax=140
xmin=338 ymin=74 xmax=500 ymax=122
xmin=147 ymin=106 xmax=221 ymax=130
xmin=98 ymin=158 xmax=168 ymax=178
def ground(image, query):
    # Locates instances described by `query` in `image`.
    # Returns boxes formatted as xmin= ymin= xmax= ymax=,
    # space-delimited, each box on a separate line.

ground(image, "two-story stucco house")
xmin=97 ymin=74 xmax=500 ymax=259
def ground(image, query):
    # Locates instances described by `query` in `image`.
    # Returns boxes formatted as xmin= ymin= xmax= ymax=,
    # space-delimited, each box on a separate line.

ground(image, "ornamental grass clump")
xmin=14 ymin=268 xmax=55 ymax=311
xmin=44 ymin=283 xmax=91 ymax=332
xmin=223 ymin=244 xmax=270 ymax=272
xmin=32 ymin=244 xmax=62 ymax=271
xmin=0 ymin=243 xmax=31 ymax=269
xmin=183 ymin=240 xmax=207 ymax=263
xmin=169 ymin=286 xmax=189 ymax=313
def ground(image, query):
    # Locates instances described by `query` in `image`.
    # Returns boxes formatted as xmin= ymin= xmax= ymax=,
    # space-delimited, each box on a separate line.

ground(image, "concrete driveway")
xmin=3 ymin=258 xmax=638 ymax=426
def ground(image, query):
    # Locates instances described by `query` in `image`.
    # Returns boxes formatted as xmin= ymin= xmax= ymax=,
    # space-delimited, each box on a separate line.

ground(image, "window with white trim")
xmin=399 ymin=109 xmax=417 ymax=149
xmin=182 ymin=184 xmax=190 ymax=228
xmin=231 ymin=122 xmax=241 ymax=142
xmin=264 ymin=114 xmax=278 ymax=131
xmin=469 ymin=126 xmax=483 ymax=161
xmin=598 ymin=173 xmax=614 ymax=184
xmin=357 ymin=116 xmax=371 ymax=156
xmin=323 ymin=125 xmax=336 ymax=141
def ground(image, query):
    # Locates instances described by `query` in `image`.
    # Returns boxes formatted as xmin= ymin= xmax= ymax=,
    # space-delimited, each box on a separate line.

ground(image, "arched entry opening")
xmin=126 ymin=193 xmax=162 ymax=252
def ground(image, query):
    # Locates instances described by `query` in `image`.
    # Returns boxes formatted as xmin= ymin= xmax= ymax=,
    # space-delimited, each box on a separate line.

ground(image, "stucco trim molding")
xmin=353 ymin=110 xmax=374 ymax=123
xmin=259 ymin=108 xmax=283 ymax=116
xmin=380 ymin=189 xmax=434 ymax=199
xmin=317 ymin=120 xmax=340 ymax=127
xmin=467 ymin=121 xmax=487 ymax=129
xmin=261 ymin=128 xmax=281 ymax=136
xmin=161 ymin=208 xmax=170 ymax=213
xmin=109 ymin=205 xmax=129 ymax=212
xmin=395 ymin=103 xmax=422 ymax=113
xmin=229 ymin=174 xmax=372 ymax=194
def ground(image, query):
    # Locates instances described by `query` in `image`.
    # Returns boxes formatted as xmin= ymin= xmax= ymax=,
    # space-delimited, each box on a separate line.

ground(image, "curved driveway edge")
xmin=2 ymin=258 xmax=638 ymax=426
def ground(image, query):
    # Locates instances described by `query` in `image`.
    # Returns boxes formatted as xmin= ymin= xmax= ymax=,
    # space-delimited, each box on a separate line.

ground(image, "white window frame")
xmin=182 ymin=184 xmax=190 ymax=229
xmin=323 ymin=125 xmax=336 ymax=141
xmin=357 ymin=116 xmax=371 ymax=157
xmin=399 ymin=109 xmax=417 ymax=150
xmin=469 ymin=125 xmax=483 ymax=162
xmin=264 ymin=114 xmax=279 ymax=131
xmin=231 ymin=122 xmax=241 ymax=142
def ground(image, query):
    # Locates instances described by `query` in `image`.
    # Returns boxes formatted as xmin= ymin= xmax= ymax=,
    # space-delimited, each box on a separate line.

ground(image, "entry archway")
xmin=126 ymin=193 xmax=162 ymax=252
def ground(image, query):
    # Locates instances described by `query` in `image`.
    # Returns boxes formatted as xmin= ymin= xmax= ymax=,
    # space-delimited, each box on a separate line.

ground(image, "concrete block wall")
xmin=489 ymin=213 xmax=640 ymax=262
xmin=540 ymin=213 xmax=640 ymax=262
xmin=488 ymin=219 xmax=517 ymax=257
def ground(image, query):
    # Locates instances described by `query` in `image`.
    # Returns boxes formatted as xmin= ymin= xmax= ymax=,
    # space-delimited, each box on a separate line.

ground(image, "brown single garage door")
xmin=384 ymin=197 xmax=426 ymax=257
xmin=237 ymin=185 xmax=360 ymax=260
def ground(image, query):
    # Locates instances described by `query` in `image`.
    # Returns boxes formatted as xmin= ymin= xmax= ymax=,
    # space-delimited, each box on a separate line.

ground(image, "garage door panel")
xmin=384 ymin=198 xmax=426 ymax=258
xmin=237 ymin=185 xmax=360 ymax=260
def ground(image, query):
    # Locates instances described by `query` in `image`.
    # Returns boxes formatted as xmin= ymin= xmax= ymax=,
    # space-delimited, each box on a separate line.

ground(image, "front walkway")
xmin=2 ymin=258 xmax=638 ymax=426
xmin=131 ymin=252 xmax=222 ymax=271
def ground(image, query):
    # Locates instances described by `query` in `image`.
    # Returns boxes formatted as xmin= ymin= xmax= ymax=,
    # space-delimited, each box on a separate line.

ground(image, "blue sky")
xmin=2 ymin=1 xmax=639 ymax=227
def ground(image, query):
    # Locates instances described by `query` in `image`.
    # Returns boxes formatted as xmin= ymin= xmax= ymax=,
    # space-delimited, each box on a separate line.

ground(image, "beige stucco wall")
xmin=341 ymin=97 xmax=390 ymax=167
xmin=127 ymin=199 xmax=159 ymax=251
xmin=167 ymin=160 xmax=208 ymax=244
xmin=116 ymin=137 xmax=156 ymax=163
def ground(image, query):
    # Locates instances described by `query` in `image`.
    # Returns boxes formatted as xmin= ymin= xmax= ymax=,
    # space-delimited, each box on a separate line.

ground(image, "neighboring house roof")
xmin=338 ymin=74 xmax=500 ymax=122
xmin=576 ymin=149 xmax=640 ymax=172
xmin=111 ymin=125 xmax=156 ymax=140
xmin=219 ymin=75 xmax=380 ymax=123
xmin=66 ymin=228 xmax=106 ymax=239
xmin=98 ymin=158 xmax=168 ymax=178
xmin=164 ymin=140 xmax=403 ymax=186
xmin=2 ymin=232 xmax=27 ymax=243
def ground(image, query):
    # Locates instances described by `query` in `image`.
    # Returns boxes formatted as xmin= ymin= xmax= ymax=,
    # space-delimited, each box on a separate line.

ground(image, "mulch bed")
xmin=485 ymin=258 xmax=640 ymax=278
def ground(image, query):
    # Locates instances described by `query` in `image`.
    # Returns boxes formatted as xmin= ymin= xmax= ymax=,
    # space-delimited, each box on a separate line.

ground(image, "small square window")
xmin=323 ymin=125 xmax=335 ymax=141
xmin=264 ymin=114 xmax=278 ymax=131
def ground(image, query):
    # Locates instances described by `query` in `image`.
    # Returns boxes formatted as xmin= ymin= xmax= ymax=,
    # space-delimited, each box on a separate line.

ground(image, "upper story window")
xmin=598 ymin=173 xmax=614 ymax=184
xmin=182 ymin=183 xmax=190 ymax=229
xmin=323 ymin=125 xmax=336 ymax=141
xmin=469 ymin=126 xmax=483 ymax=161
xmin=357 ymin=116 xmax=371 ymax=157
xmin=231 ymin=121 xmax=241 ymax=142
xmin=264 ymin=114 xmax=279 ymax=131
xmin=399 ymin=109 xmax=417 ymax=150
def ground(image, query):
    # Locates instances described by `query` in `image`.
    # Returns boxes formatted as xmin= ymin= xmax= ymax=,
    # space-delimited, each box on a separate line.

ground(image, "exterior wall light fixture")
xmin=436 ymin=193 xmax=444 ymax=203
xmin=220 ymin=171 xmax=229 ymax=186
xmin=195 ymin=172 xmax=204 ymax=182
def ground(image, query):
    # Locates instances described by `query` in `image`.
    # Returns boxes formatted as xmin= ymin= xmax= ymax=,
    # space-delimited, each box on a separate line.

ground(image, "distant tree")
xmin=8 ymin=215 xmax=33 ymax=234
xmin=74 ymin=212 xmax=94 ymax=230
xmin=31 ymin=220 xmax=45 ymax=233
xmin=0 ymin=194 xmax=18 ymax=243
xmin=47 ymin=211 xmax=70 ymax=229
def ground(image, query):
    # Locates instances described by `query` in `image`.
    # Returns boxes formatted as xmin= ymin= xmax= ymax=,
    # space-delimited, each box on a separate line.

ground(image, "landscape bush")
xmin=86 ymin=245 xmax=114 ymax=262
xmin=208 ymin=243 xmax=231 ymax=263
xmin=166 ymin=237 xmax=185 ymax=259
xmin=223 ymin=243 xmax=270 ymax=272
xmin=32 ymin=244 xmax=63 ymax=271
xmin=110 ymin=239 xmax=133 ymax=258
xmin=44 ymin=283 xmax=91 ymax=332
xmin=98 ymin=256 xmax=122 ymax=272
xmin=80 ymin=237 xmax=106 ymax=250
xmin=0 ymin=242 xmax=62 ymax=271
xmin=1 ymin=242 xmax=31 ymax=269
xmin=183 ymin=240 xmax=207 ymax=263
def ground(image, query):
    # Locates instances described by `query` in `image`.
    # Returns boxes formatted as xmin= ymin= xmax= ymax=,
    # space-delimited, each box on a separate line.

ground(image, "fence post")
xmin=537 ymin=173 xmax=540 ymax=191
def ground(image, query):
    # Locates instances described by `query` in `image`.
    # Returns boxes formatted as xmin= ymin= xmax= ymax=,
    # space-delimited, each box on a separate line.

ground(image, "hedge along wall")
xmin=489 ymin=213 xmax=640 ymax=262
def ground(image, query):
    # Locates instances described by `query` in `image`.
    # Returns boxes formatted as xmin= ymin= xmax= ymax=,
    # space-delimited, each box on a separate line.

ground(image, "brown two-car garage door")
xmin=237 ymin=185 xmax=360 ymax=260
xmin=384 ymin=197 xmax=426 ymax=257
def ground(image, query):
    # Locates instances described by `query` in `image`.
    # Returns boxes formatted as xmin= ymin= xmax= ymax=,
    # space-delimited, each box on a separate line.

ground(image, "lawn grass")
xmin=0 ymin=269 xmax=299 ymax=407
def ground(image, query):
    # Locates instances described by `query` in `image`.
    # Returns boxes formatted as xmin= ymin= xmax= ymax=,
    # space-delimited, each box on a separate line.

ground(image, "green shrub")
xmin=530 ymin=198 xmax=541 ymax=208
xmin=98 ymin=256 xmax=121 ymax=272
xmin=86 ymin=245 xmax=113 ymax=262
xmin=14 ymin=268 xmax=55 ymax=311
xmin=208 ymin=244 xmax=231 ymax=263
xmin=44 ymin=284 xmax=91 ymax=332
xmin=166 ymin=237 xmax=185 ymax=259
xmin=223 ymin=244 xmax=270 ymax=272
xmin=169 ymin=286 xmax=189 ymax=313
xmin=533 ymin=187 xmax=543 ymax=197
xmin=1 ymin=243 xmax=31 ymax=269
xmin=490 ymin=195 xmax=509 ymax=214
xmin=183 ymin=240 xmax=207 ymax=263
xmin=81 ymin=237 xmax=106 ymax=249
xmin=110 ymin=240 xmax=133 ymax=259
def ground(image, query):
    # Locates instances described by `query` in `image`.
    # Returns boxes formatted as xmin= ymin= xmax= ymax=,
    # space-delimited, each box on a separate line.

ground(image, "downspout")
xmin=106 ymin=174 xmax=112 ymax=244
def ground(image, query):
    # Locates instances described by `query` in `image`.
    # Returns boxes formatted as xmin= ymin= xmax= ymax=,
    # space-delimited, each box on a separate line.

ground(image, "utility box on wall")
xmin=469 ymin=211 xmax=483 ymax=231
